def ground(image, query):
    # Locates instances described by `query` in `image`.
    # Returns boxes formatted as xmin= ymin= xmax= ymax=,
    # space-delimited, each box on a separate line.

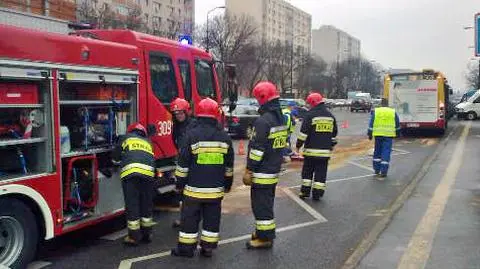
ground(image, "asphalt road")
xmin=28 ymin=109 xmax=445 ymax=269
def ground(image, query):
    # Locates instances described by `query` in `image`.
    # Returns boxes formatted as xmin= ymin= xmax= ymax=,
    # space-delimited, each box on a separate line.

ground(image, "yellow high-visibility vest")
xmin=372 ymin=107 xmax=396 ymax=137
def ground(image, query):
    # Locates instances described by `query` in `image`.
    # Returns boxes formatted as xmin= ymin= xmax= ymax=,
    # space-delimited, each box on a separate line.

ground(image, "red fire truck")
xmin=0 ymin=24 xmax=236 ymax=268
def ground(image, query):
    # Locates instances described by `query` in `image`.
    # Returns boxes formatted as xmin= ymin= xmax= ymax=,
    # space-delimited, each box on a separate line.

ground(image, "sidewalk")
xmin=358 ymin=121 xmax=480 ymax=269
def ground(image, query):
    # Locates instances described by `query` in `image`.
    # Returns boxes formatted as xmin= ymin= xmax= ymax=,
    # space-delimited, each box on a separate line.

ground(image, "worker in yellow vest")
xmin=367 ymin=98 xmax=400 ymax=178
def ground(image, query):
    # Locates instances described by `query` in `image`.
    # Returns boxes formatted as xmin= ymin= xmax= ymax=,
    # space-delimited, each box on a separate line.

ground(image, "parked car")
xmin=350 ymin=97 xmax=372 ymax=112
xmin=236 ymin=97 xmax=259 ymax=107
xmin=223 ymin=105 xmax=260 ymax=138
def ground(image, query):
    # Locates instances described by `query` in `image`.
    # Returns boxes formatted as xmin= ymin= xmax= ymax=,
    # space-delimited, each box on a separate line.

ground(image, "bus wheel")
xmin=466 ymin=112 xmax=477 ymax=120
xmin=0 ymin=198 xmax=39 ymax=268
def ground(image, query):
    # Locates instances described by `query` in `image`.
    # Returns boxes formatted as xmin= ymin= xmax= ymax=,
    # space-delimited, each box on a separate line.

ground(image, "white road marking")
xmin=397 ymin=122 xmax=471 ymax=269
xmin=117 ymin=219 xmax=324 ymax=269
xmin=101 ymin=228 xmax=128 ymax=241
xmin=27 ymin=261 xmax=52 ymax=269
xmin=348 ymin=161 xmax=375 ymax=172
xmin=392 ymin=147 xmax=411 ymax=154
xmin=282 ymin=188 xmax=328 ymax=222
xmin=288 ymin=173 xmax=375 ymax=189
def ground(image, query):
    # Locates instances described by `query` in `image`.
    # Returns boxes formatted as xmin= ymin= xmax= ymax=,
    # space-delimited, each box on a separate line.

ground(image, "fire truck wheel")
xmin=0 ymin=198 xmax=38 ymax=269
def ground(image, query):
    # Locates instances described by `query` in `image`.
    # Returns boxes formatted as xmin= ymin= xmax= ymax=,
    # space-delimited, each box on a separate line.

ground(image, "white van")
xmin=455 ymin=89 xmax=480 ymax=120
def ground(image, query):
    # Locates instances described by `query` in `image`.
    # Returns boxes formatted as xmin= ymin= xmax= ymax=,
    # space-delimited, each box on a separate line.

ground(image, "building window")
xmin=154 ymin=2 xmax=161 ymax=13
xmin=145 ymin=0 xmax=149 ymax=6
xmin=149 ymin=52 xmax=179 ymax=105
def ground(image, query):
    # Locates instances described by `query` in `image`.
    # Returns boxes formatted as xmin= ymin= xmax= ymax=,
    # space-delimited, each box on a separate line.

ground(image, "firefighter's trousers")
xmin=177 ymin=198 xmax=222 ymax=252
xmin=122 ymin=175 xmax=155 ymax=241
xmin=251 ymin=185 xmax=276 ymax=240
xmin=373 ymin=136 xmax=393 ymax=175
xmin=301 ymin=157 xmax=329 ymax=198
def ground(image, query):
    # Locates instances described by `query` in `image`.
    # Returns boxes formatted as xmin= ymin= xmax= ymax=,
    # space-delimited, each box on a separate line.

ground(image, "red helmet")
xmin=127 ymin=123 xmax=147 ymax=136
xmin=195 ymin=98 xmax=220 ymax=119
xmin=252 ymin=81 xmax=280 ymax=105
xmin=170 ymin=98 xmax=190 ymax=112
xmin=306 ymin=92 xmax=324 ymax=107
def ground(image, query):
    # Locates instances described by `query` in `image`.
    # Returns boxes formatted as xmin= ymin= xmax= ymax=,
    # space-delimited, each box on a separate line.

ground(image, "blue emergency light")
xmin=179 ymin=35 xmax=192 ymax=45
xmin=476 ymin=13 xmax=480 ymax=57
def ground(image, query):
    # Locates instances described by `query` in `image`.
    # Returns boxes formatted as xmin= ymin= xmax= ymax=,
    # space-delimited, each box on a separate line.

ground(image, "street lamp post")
xmin=206 ymin=6 xmax=225 ymax=52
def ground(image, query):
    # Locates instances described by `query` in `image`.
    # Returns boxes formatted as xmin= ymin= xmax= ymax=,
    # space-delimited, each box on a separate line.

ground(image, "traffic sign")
xmin=476 ymin=13 xmax=480 ymax=56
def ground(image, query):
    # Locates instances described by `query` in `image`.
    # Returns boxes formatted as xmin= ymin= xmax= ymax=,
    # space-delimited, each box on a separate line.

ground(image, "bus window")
xmin=178 ymin=59 xmax=192 ymax=102
xmin=195 ymin=59 xmax=217 ymax=99
xmin=149 ymin=52 xmax=179 ymax=104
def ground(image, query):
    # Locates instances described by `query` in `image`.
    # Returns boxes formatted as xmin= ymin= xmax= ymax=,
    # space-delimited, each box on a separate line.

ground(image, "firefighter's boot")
xmin=200 ymin=248 xmax=213 ymax=258
xmin=299 ymin=191 xmax=310 ymax=199
xmin=251 ymin=231 xmax=258 ymax=240
xmin=123 ymin=236 xmax=139 ymax=246
xmin=246 ymin=238 xmax=273 ymax=249
xmin=171 ymin=247 xmax=195 ymax=258
xmin=312 ymin=190 xmax=325 ymax=201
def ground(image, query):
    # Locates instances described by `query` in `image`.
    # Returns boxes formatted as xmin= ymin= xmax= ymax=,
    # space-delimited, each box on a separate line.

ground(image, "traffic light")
xmin=178 ymin=35 xmax=192 ymax=45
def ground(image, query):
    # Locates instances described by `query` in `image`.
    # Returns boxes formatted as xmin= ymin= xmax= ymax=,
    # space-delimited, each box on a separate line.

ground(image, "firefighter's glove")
xmin=243 ymin=169 xmax=253 ymax=186
xmin=224 ymin=187 xmax=231 ymax=193
xmin=368 ymin=134 xmax=373 ymax=141
xmin=331 ymin=140 xmax=338 ymax=147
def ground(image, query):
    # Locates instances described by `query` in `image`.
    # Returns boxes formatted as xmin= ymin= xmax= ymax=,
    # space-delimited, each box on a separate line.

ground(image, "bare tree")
xmin=465 ymin=62 xmax=480 ymax=89
xmin=196 ymin=12 xmax=259 ymax=95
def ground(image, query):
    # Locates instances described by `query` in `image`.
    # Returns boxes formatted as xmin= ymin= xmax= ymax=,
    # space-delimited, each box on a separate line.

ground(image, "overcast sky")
xmin=196 ymin=0 xmax=479 ymax=91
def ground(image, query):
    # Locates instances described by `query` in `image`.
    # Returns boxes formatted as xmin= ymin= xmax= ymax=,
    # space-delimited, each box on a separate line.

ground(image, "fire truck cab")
xmin=0 ymin=24 xmax=234 ymax=268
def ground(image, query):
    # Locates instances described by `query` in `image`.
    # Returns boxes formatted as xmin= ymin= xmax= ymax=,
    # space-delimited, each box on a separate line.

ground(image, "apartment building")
xmin=1 ymin=0 xmax=76 ymax=21
xmin=88 ymin=0 xmax=194 ymax=36
xmin=312 ymin=25 xmax=361 ymax=64
xmin=138 ymin=0 xmax=194 ymax=36
xmin=226 ymin=0 xmax=312 ymax=54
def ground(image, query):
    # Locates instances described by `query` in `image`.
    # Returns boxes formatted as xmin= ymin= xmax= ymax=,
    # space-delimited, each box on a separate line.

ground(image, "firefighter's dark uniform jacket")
xmin=112 ymin=131 xmax=155 ymax=180
xmin=173 ymin=116 xmax=195 ymax=150
xmin=296 ymin=103 xmax=338 ymax=158
xmin=247 ymin=99 xmax=287 ymax=186
xmin=174 ymin=118 xmax=234 ymax=200
xmin=247 ymin=99 xmax=286 ymax=241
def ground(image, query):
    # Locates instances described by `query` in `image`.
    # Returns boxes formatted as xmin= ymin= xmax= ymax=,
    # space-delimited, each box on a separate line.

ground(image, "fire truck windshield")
xmin=195 ymin=59 xmax=217 ymax=99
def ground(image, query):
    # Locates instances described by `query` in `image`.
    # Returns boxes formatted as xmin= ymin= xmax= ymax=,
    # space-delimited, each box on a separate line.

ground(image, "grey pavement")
xmin=31 ymin=111 xmax=444 ymax=269
xmin=358 ymin=119 xmax=480 ymax=269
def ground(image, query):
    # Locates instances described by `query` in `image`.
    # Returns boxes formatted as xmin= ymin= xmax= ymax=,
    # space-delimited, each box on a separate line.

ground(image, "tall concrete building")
xmin=92 ymin=0 xmax=195 ymax=36
xmin=139 ymin=0 xmax=194 ymax=36
xmin=226 ymin=0 xmax=312 ymax=54
xmin=312 ymin=25 xmax=361 ymax=64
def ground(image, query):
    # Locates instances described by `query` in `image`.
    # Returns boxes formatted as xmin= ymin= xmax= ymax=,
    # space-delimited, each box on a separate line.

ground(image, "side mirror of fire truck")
xmin=225 ymin=64 xmax=238 ymax=113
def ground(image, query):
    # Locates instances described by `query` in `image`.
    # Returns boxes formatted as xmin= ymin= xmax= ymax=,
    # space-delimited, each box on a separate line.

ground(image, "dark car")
xmin=350 ymin=97 xmax=372 ymax=113
xmin=223 ymin=105 xmax=260 ymax=138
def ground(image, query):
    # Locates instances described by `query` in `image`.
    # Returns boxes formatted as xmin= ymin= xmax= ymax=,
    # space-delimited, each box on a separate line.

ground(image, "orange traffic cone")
xmin=341 ymin=120 xmax=349 ymax=129
xmin=237 ymin=140 xmax=246 ymax=155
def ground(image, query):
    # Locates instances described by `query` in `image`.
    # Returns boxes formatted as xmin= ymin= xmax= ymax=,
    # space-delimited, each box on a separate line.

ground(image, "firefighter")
xmin=367 ymin=98 xmax=400 ymax=178
xmin=171 ymin=98 xmax=234 ymax=258
xmin=112 ymin=123 xmax=156 ymax=245
xmin=243 ymin=81 xmax=287 ymax=249
xmin=170 ymin=97 xmax=195 ymax=228
xmin=171 ymin=97 xmax=195 ymax=150
xmin=281 ymin=103 xmax=296 ymax=163
xmin=296 ymin=93 xmax=338 ymax=200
